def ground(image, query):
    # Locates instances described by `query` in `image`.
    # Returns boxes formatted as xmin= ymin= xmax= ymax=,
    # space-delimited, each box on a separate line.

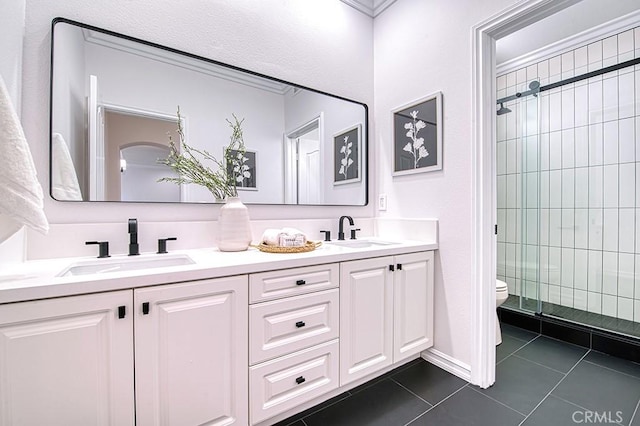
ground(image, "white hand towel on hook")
xmin=0 ymin=74 xmax=49 ymax=243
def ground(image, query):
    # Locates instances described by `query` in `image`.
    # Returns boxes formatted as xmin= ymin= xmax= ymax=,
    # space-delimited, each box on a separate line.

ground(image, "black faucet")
xmin=128 ymin=218 xmax=139 ymax=256
xmin=338 ymin=215 xmax=354 ymax=240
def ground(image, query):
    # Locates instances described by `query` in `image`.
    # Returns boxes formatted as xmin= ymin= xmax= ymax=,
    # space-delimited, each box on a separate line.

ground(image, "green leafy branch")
xmin=158 ymin=107 xmax=246 ymax=201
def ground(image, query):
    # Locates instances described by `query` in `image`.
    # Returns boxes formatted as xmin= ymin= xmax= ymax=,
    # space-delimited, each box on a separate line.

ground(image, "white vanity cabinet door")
xmin=339 ymin=256 xmax=394 ymax=386
xmin=340 ymin=251 xmax=435 ymax=386
xmin=393 ymin=251 xmax=434 ymax=362
xmin=134 ymin=276 xmax=248 ymax=426
xmin=0 ymin=291 xmax=134 ymax=426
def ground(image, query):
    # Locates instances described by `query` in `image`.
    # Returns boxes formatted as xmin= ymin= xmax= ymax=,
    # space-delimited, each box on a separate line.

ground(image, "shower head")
xmin=497 ymin=102 xmax=512 ymax=115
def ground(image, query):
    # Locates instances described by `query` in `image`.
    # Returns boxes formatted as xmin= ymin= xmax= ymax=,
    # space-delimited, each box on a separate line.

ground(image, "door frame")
xmin=470 ymin=0 xmax=580 ymax=388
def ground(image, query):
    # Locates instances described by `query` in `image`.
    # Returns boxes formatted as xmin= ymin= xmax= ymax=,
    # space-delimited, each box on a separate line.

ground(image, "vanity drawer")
xmin=249 ymin=339 xmax=339 ymax=424
xmin=250 ymin=289 xmax=339 ymax=365
xmin=249 ymin=263 xmax=339 ymax=303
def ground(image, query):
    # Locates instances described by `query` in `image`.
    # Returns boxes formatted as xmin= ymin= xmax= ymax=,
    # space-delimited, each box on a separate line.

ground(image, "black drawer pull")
xmin=397 ymin=263 xmax=403 ymax=270
xmin=296 ymin=376 xmax=306 ymax=385
xmin=118 ymin=305 xmax=126 ymax=319
xmin=296 ymin=321 xmax=306 ymax=328
xmin=296 ymin=279 xmax=306 ymax=285
xmin=142 ymin=302 xmax=150 ymax=315
xmin=389 ymin=264 xmax=395 ymax=272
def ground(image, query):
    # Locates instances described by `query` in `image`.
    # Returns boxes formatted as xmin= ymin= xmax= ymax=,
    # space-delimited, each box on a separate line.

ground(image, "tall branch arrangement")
xmin=158 ymin=107 xmax=246 ymax=200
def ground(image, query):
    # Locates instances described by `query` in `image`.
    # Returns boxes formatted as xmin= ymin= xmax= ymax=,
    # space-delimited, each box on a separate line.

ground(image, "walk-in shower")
xmin=496 ymin=28 xmax=640 ymax=340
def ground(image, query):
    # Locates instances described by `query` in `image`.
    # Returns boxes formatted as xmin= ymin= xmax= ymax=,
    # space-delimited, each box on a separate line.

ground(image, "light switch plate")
xmin=378 ymin=194 xmax=387 ymax=211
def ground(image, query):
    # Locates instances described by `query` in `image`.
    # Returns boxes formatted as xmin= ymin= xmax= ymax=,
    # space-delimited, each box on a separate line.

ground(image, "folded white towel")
xmin=261 ymin=228 xmax=282 ymax=245
xmin=52 ymin=133 xmax=82 ymax=201
xmin=0 ymin=74 xmax=49 ymax=242
xmin=279 ymin=227 xmax=307 ymax=247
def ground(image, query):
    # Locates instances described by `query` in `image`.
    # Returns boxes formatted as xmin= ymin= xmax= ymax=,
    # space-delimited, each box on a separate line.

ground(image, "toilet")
xmin=496 ymin=279 xmax=509 ymax=345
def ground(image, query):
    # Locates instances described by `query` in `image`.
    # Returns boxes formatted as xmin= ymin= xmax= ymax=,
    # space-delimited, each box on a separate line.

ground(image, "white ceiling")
xmin=496 ymin=0 xmax=640 ymax=65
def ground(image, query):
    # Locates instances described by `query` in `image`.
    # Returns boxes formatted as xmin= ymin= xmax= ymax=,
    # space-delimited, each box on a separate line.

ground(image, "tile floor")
xmin=276 ymin=323 xmax=640 ymax=426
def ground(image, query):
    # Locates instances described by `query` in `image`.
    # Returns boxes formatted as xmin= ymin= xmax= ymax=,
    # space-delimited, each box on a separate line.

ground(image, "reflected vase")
xmin=217 ymin=196 xmax=252 ymax=252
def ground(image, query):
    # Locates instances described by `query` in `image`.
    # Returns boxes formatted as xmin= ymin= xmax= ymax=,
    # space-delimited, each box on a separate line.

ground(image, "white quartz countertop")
xmin=0 ymin=238 xmax=437 ymax=304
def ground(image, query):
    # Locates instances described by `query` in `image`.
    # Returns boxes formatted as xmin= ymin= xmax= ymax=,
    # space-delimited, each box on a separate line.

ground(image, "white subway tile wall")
xmin=497 ymin=26 xmax=640 ymax=321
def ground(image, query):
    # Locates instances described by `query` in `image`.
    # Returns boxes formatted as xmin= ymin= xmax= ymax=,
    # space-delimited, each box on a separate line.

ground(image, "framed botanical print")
xmin=333 ymin=124 xmax=361 ymax=185
xmin=392 ymin=91 xmax=442 ymax=176
xmin=226 ymin=149 xmax=257 ymax=190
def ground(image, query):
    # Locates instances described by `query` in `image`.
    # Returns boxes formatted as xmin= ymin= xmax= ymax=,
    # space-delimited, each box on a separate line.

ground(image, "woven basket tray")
xmin=253 ymin=241 xmax=321 ymax=253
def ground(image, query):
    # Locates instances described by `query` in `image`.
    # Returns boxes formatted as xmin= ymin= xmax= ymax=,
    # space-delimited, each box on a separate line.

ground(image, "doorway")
xmin=284 ymin=114 xmax=324 ymax=204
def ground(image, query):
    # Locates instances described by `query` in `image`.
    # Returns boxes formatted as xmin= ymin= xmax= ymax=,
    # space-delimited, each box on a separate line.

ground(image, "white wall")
xmin=374 ymin=0 xmax=517 ymax=366
xmin=82 ymin=41 xmax=286 ymax=204
xmin=20 ymin=0 xmax=374 ymax=235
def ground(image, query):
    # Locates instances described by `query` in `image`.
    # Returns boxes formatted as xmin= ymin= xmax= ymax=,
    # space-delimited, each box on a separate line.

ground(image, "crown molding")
xmin=82 ymin=29 xmax=291 ymax=95
xmin=339 ymin=0 xmax=397 ymax=18
xmin=497 ymin=8 xmax=640 ymax=76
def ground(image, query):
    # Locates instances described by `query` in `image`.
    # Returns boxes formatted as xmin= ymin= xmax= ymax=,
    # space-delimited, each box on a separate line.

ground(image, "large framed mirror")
xmin=50 ymin=18 xmax=368 ymax=206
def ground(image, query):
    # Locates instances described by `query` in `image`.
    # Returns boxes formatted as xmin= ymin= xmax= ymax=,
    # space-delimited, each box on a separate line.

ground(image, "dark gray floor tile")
xmin=348 ymin=358 xmax=421 ymax=396
xmin=513 ymin=336 xmax=587 ymax=373
xmin=408 ymin=386 xmax=523 ymax=426
xmin=631 ymin=405 xmax=640 ymax=426
xmin=274 ymin=392 xmax=351 ymax=425
xmin=274 ymin=421 xmax=304 ymax=426
xmin=502 ymin=323 xmax=539 ymax=342
xmin=552 ymin=361 xmax=640 ymax=425
xmin=522 ymin=395 xmax=589 ymax=426
xmin=391 ymin=359 xmax=467 ymax=405
xmin=584 ymin=351 xmax=640 ymax=379
xmin=478 ymin=355 xmax=564 ymax=415
xmin=497 ymin=334 xmax=532 ymax=363
xmin=303 ymin=378 xmax=430 ymax=426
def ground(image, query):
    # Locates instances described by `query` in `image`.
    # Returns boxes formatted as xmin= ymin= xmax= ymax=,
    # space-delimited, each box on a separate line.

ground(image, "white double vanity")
xmin=0 ymin=238 xmax=436 ymax=425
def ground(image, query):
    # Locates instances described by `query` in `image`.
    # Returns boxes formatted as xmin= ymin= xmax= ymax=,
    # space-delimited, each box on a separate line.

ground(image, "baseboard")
xmin=421 ymin=347 xmax=472 ymax=382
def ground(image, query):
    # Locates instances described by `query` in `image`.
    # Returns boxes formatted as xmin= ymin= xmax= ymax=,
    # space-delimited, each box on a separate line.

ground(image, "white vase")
xmin=217 ymin=196 xmax=252 ymax=251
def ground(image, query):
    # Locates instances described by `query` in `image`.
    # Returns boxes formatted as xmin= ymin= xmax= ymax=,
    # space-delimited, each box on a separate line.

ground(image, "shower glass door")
xmin=497 ymin=79 xmax=541 ymax=313
xmin=519 ymin=79 xmax=541 ymax=313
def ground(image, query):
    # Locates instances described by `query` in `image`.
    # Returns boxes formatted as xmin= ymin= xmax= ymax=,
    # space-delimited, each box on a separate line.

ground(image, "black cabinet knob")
xmin=397 ymin=263 xmax=403 ymax=270
xmin=142 ymin=302 xmax=150 ymax=315
xmin=296 ymin=321 xmax=306 ymax=328
xmin=389 ymin=264 xmax=395 ymax=272
xmin=296 ymin=279 xmax=306 ymax=286
xmin=296 ymin=376 xmax=306 ymax=385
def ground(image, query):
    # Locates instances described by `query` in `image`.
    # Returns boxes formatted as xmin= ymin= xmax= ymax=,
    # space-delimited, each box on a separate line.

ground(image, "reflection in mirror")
xmin=50 ymin=18 xmax=368 ymax=205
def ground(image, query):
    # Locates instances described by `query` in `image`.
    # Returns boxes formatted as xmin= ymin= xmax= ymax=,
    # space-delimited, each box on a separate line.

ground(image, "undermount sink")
xmin=326 ymin=239 xmax=398 ymax=249
xmin=57 ymin=254 xmax=195 ymax=277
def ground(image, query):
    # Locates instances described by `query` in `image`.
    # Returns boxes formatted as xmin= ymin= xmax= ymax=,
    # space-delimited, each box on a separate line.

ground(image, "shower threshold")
xmin=503 ymin=295 xmax=640 ymax=340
